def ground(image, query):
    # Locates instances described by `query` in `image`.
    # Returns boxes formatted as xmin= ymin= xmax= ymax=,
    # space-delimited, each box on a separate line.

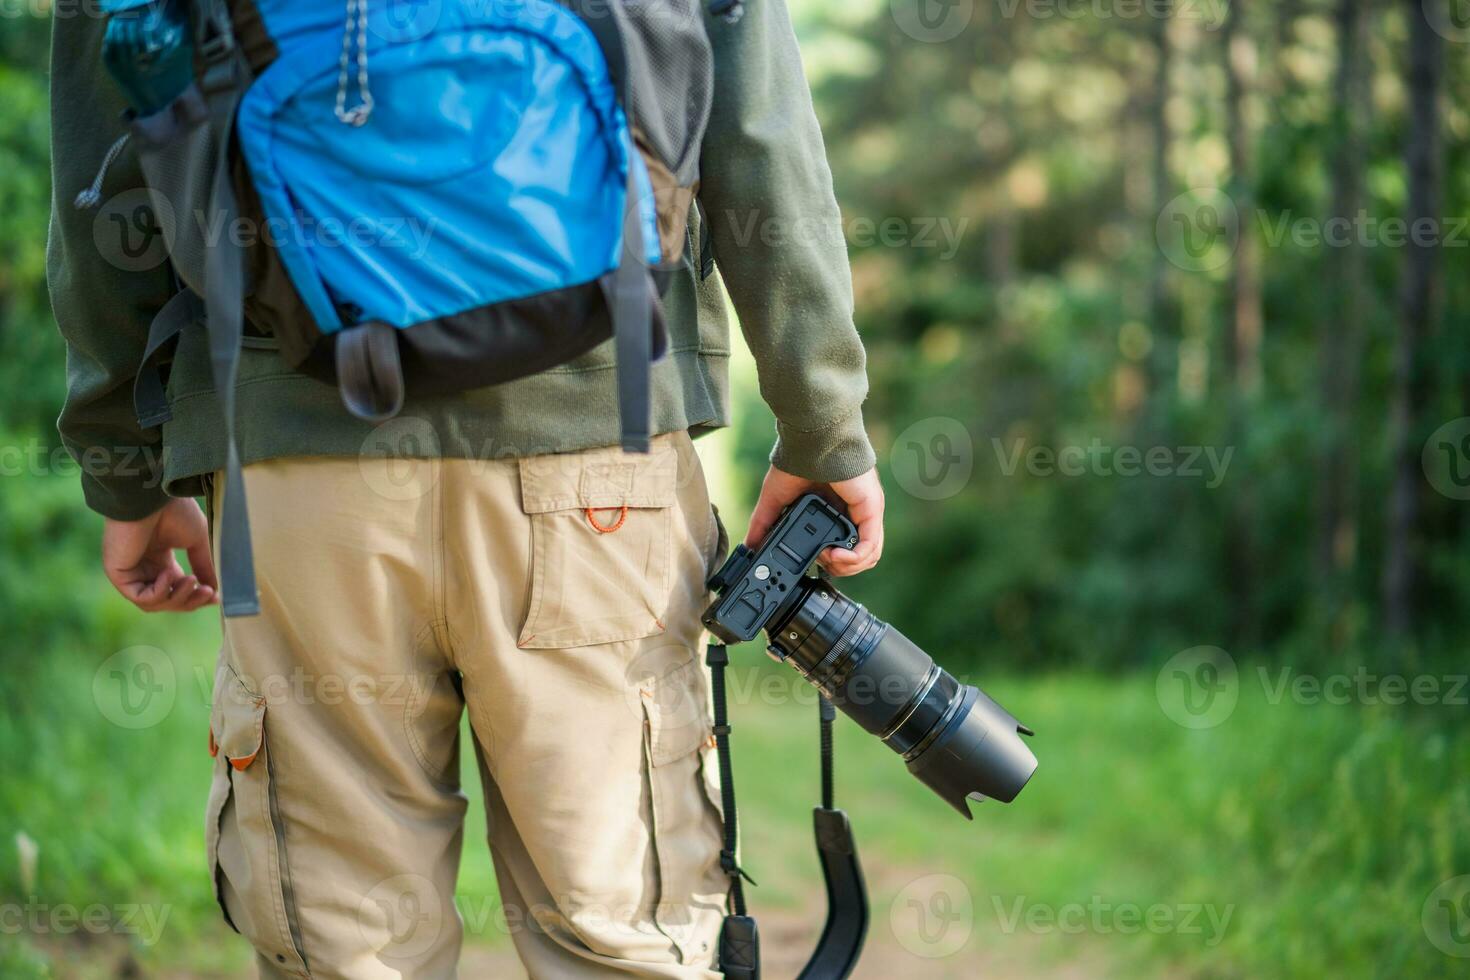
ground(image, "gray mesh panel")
xmin=607 ymin=0 xmax=714 ymax=186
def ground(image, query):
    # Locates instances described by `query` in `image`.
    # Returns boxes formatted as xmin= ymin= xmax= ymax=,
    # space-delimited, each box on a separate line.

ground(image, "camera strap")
xmin=705 ymin=645 xmax=870 ymax=980
xmin=707 ymin=643 xmax=760 ymax=979
xmin=796 ymin=697 xmax=869 ymax=980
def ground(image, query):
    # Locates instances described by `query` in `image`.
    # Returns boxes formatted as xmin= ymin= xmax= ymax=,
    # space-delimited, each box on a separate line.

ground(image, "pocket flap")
xmin=641 ymin=658 xmax=712 ymax=768
xmin=520 ymin=442 xmax=677 ymax=514
xmin=209 ymin=666 xmax=267 ymax=771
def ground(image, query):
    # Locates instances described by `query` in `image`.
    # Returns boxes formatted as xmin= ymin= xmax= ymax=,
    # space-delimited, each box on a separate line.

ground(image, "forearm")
xmin=48 ymin=10 xmax=173 ymax=520
xmin=699 ymin=0 xmax=876 ymax=483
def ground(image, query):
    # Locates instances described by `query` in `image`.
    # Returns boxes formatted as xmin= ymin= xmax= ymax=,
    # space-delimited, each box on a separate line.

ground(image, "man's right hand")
xmin=745 ymin=464 xmax=885 ymax=577
xmin=102 ymin=497 xmax=219 ymax=613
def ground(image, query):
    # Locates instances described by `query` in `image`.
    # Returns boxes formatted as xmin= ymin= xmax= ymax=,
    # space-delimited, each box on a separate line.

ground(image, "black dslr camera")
xmin=703 ymin=494 xmax=1037 ymax=815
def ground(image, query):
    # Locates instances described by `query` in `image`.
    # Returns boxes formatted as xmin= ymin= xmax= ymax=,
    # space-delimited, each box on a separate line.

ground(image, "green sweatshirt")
xmin=48 ymin=2 xmax=874 ymax=522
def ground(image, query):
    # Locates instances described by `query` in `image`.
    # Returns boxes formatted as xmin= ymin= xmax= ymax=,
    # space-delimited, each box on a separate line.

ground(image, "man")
xmin=49 ymin=0 xmax=882 ymax=976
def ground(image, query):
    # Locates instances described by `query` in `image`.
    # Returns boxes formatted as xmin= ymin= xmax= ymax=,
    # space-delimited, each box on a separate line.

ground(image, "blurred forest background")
xmin=3 ymin=0 xmax=1470 ymax=978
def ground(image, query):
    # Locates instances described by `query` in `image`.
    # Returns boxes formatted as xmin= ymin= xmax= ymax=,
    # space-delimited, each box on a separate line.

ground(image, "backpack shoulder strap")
xmin=134 ymin=287 xmax=204 ymax=429
xmin=193 ymin=0 xmax=260 ymax=617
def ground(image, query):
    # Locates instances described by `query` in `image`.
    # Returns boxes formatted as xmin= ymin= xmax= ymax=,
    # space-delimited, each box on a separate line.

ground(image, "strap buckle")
xmin=720 ymin=849 xmax=758 ymax=887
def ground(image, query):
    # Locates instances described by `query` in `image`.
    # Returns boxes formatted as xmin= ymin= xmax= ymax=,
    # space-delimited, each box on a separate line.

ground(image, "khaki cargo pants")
xmin=206 ymin=432 xmax=732 ymax=978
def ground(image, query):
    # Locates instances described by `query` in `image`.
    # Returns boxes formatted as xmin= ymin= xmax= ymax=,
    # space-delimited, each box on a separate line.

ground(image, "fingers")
xmin=113 ymin=562 xmax=182 ymax=611
xmin=148 ymin=575 xmax=215 ymax=613
xmin=186 ymin=536 xmax=219 ymax=592
xmin=818 ymin=508 xmax=883 ymax=575
xmin=112 ymin=563 xmax=215 ymax=613
xmin=819 ymin=469 xmax=885 ymax=576
xmin=102 ymin=500 xmax=219 ymax=613
xmin=744 ymin=468 xmax=816 ymax=547
xmin=744 ymin=493 xmax=784 ymax=548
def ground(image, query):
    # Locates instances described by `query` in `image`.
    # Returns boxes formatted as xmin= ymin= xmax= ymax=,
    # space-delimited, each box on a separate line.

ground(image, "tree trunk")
xmin=1147 ymin=7 xmax=1174 ymax=379
xmin=1225 ymin=1 xmax=1263 ymax=396
xmin=1382 ymin=0 xmax=1443 ymax=641
xmin=1223 ymin=0 xmax=1262 ymax=647
xmin=1314 ymin=0 xmax=1369 ymax=643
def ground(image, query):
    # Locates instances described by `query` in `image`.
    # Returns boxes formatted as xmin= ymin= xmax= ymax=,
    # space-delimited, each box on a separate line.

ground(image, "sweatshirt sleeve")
xmin=698 ymin=0 xmax=877 ymax=484
xmin=47 ymin=11 xmax=175 ymax=520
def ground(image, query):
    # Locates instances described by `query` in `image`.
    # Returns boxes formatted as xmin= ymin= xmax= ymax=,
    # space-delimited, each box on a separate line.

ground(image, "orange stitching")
xmin=585 ymin=505 xmax=628 ymax=533
xmin=208 ymin=729 xmax=218 ymax=758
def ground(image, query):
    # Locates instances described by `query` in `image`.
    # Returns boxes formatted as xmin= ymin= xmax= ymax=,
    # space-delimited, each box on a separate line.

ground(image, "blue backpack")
xmin=99 ymin=0 xmax=729 ymax=616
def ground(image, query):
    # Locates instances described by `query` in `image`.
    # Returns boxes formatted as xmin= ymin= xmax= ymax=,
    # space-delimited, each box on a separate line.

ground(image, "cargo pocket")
xmin=518 ymin=442 xmax=679 ymax=649
xmin=639 ymin=658 xmax=726 ymax=964
xmin=206 ymin=663 xmax=310 ymax=976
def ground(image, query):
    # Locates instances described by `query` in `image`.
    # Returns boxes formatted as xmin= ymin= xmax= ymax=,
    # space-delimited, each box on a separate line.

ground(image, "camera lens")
xmin=768 ymin=578 xmax=1037 ymax=816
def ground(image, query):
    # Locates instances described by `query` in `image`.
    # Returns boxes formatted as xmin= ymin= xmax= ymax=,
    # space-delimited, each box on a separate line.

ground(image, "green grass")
xmin=4 ymin=613 xmax=1467 ymax=977
xmin=3 ymin=444 xmax=1464 ymax=978
xmin=726 ymin=663 xmax=1470 ymax=978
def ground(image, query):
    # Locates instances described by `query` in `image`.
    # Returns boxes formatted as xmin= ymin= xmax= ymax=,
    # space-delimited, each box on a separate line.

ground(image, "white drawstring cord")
xmin=73 ymin=133 xmax=132 ymax=210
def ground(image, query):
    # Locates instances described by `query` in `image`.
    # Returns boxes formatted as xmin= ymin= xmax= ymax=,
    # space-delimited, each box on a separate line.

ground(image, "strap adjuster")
xmin=720 ymin=849 xmax=758 ymax=886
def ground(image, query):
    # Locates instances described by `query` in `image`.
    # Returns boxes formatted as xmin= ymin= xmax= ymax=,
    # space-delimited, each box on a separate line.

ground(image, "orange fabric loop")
xmin=585 ymin=505 xmax=629 ymax=533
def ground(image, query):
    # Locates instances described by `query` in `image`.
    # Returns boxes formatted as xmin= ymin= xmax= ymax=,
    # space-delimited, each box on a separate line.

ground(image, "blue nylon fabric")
xmin=234 ymin=0 xmax=662 ymax=334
